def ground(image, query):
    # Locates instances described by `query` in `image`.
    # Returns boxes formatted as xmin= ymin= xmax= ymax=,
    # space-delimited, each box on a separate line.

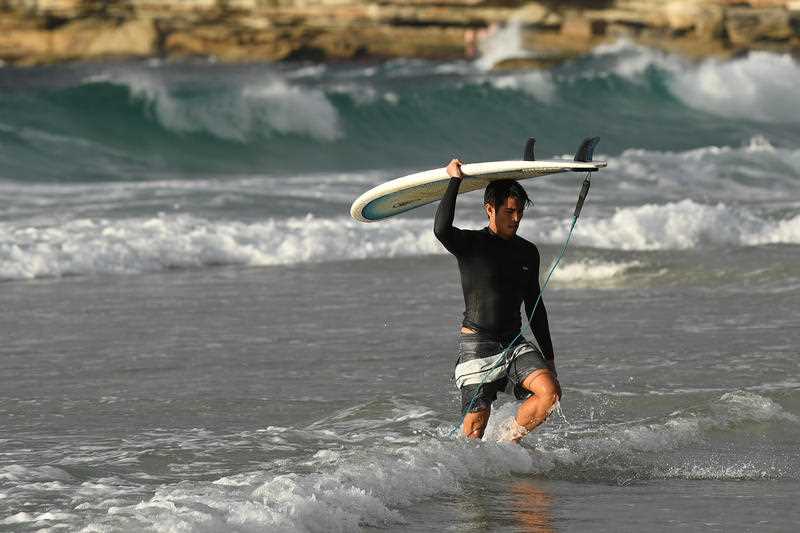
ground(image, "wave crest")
xmin=3 ymin=199 xmax=799 ymax=281
xmin=0 ymin=215 xmax=439 ymax=280
xmin=90 ymin=72 xmax=342 ymax=142
xmin=565 ymin=200 xmax=800 ymax=250
xmin=591 ymin=40 xmax=800 ymax=123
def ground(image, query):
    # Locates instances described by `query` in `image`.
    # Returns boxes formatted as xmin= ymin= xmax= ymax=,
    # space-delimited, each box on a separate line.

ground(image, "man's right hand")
xmin=446 ymin=159 xmax=464 ymax=179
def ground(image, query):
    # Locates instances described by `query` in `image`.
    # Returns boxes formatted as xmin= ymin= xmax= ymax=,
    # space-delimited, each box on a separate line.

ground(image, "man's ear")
xmin=485 ymin=202 xmax=493 ymax=220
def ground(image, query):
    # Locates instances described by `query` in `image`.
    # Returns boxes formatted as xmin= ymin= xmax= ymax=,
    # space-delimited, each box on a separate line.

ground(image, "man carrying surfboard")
xmin=435 ymin=159 xmax=561 ymax=443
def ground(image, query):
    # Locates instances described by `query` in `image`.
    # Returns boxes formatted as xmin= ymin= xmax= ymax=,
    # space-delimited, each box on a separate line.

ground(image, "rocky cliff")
xmin=1 ymin=0 xmax=799 ymax=66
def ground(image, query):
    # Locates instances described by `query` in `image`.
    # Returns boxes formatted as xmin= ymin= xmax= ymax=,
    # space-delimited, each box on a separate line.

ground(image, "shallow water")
xmin=3 ymin=255 xmax=799 ymax=531
xmin=2 ymin=40 xmax=800 ymax=531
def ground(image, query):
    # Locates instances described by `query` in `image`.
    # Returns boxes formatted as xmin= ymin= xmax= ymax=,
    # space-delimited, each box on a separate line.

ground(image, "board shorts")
xmin=454 ymin=331 xmax=551 ymax=414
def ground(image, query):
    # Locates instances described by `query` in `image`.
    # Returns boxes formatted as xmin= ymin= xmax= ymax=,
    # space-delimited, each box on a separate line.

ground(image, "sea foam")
xmin=550 ymin=260 xmax=641 ymax=283
xmin=2 ymin=200 xmax=798 ymax=280
xmin=566 ymin=199 xmax=800 ymax=250
xmin=0 ymin=215 xmax=439 ymax=280
xmin=55 ymin=391 xmax=793 ymax=532
xmin=592 ymin=40 xmax=800 ymax=123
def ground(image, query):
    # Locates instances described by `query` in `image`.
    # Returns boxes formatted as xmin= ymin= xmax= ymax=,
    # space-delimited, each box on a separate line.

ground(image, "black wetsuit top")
xmin=434 ymin=177 xmax=555 ymax=361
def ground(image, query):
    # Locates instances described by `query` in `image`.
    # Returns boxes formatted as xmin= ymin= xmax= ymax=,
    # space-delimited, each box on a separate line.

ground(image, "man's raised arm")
xmin=434 ymin=159 xmax=468 ymax=254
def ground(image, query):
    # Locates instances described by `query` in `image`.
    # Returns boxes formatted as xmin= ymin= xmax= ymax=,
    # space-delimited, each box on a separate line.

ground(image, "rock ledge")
xmin=1 ymin=0 xmax=799 ymax=66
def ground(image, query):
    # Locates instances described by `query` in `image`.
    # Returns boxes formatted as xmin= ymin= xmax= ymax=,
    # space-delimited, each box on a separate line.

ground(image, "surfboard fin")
xmin=523 ymin=138 xmax=536 ymax=161
xmin=574 ymin=137 xmax=600 ymax=162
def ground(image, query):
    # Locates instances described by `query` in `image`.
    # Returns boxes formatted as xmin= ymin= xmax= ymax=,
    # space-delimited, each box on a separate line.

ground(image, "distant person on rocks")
xmin=434 ymin=158 xmax=561 ymax=443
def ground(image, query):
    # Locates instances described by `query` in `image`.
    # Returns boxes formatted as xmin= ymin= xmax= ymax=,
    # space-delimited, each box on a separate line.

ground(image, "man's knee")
xmin=523 ymin=372 xmax=560 ymax=406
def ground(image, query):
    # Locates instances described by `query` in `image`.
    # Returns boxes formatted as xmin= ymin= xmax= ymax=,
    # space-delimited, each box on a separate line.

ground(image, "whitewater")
xmin=1 ymin=39 xmax=799 ymax=532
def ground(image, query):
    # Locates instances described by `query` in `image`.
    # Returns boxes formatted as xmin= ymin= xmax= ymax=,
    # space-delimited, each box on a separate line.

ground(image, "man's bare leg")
xmin=459 ymin=326 xmax=491 ymax=439
xmin=463 ymin=408 xmax=491 ymax=439
xmin=512 ymin=370 xmax=560 ymax=443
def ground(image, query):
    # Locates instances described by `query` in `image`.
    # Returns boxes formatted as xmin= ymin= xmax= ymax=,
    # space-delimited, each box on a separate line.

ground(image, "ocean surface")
xmin=2 ymin=37 xmax=799 ymax=532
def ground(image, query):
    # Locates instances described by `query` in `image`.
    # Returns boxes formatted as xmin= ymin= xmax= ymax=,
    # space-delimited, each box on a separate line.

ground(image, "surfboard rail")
xmin=350 ymin=159 xmax=607 ymax=223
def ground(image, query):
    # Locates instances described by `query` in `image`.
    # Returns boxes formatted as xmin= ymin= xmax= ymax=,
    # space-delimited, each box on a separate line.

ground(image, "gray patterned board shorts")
xmin=454 ymin=332 xmax=550 ymax=414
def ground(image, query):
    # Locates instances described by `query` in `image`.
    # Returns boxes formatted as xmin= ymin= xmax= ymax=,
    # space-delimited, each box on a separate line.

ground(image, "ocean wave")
xmin=17 ymin=392 xmax=786 ymax=531
xmin=0 ymin=465 xmax=74 ymax=483
xmin=473 ymin=20 xmax=530 ymax=72
xmin=3 ymin=201 xmax=799 ymax=280
xmin=1 ymin=392 xmax=794 ymax=531
xmin=591 ymin=40 xmax=800 ymax=124
xmin=671 ymin=52 xmax=800 ymax=124
xmin=485 ymin=39 xmax=800 ymax=124
xmin=85 ymin=71 xmax=342 ymax=142
xmin=512 ymin=391 xmax=797 ymax=455
xmin=89 ymin=438 xmax=535 ymax=532
xmin=602 ymin=135 xmax=800 ymax=200
xmin=549 ymin=259 xmax=641 ymax=283
xmin=3 ymin=52 xmax=799 ymax=183
xmin=590 ymin=38 xmax=687 ymax=80
xmin=564 ymin=199 xmax=800 ymax=250
xmin=487 ymin=70 xmax=557 ymax=103
xmin=0 ymin=215 xmax=439 ymax=280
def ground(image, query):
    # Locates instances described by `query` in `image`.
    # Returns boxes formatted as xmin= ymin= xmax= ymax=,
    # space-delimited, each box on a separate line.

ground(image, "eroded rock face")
xmin=726 ymin=7 xmax=794 ymax=46
xmin=0 ymin=0 xmax=798 ymax=66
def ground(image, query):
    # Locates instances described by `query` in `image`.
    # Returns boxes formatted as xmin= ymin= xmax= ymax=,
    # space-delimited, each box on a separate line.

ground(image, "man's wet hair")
xmin=483 ymin=179 xmax=533 ymax=211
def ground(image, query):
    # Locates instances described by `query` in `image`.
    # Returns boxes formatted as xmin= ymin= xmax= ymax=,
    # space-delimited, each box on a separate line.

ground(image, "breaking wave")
xmin=3 ymin=45 xmax=800 ymax=182
xmin=90 ymin=71 xmax=343 ymax=142
xmin=550 ymin=259 xmax=642 ymax=283
xmin=2 ymin=391 xmax=793 ymax=531
xmin=2 ymin=200 xmax=798 ymax=280
xmin=565 ymin=199 xmax=800 ymax=250
xmin=589 ymin=40 xmax=800 ymax=124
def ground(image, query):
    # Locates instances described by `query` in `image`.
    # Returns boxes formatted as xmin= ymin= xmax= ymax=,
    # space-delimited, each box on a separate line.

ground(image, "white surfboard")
xmin=350 ymin=159 xmax=607 ymax=223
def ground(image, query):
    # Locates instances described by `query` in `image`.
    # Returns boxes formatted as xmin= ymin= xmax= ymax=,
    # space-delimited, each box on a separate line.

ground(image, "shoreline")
xmin=1 ymin=1 xmax=799 ymax=69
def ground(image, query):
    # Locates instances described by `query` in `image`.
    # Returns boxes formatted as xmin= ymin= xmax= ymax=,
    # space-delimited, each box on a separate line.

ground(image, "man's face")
xmin=486 ymin=196 xmax=524 ymax=239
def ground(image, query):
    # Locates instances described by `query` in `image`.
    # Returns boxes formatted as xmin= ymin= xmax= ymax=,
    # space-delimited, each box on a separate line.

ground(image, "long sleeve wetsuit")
xmin=434 ymin=177 xmax=555 ymax=362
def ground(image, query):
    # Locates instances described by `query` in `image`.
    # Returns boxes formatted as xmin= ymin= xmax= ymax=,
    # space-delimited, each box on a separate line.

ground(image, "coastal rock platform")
xmin=1 ymin=0 xmax=799 ymax=66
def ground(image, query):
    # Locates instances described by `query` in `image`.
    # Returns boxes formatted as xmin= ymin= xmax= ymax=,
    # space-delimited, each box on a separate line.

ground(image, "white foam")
xmin=4 ymin=392 xmax=794 ymax=531
xmin=0 ymin=465 xmax=73 ymax=482
xmin=591 ymin=38 xmax=684 ymax=80
xmin=671 ymin=52 xmax=800 ymax=124
xmin=90 ymin=392 xmax=797 ymax=530
xmin=242 ymin=80 xmax=341 ymax=140
xmin=603 ymin=135 xmax=800 ymax=200
xmin=0 ymin=215 xmax=440 ymax=280
xmin=714 ymin=390 xmax=799 ymax=424
xmin=557 ymin=199 xmax=800 ymax=250
xmin=3 ymin=196 xmax=799 ymax=280
xmin=1 ymin=512 xmax=32 ymax=525
xmin=327 ymin=83 xmax=401 ymax=106
xmin=94 ymin=437 xmax=538 ymax=532
xmin=660 ymin=461 xmax=780 ymax=480
xmin=474 ymin=20 xmax=531 ymax=72
xmin=591 ymin=40 xmax=800 ymax=123
xmin=470 ymin=18 xmax=557 ymax=101
xmin=91 ymin=71 xmax=342 ymax=141
xmin=487 ymin=70 xmax=556 ymax=103
xmin=550 ymin=260 xmax=641 ymax=283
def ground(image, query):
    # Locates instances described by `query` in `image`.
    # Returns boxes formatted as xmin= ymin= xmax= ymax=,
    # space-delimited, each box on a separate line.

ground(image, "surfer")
xmin=434 ymin=159 xmax=561 ymax=443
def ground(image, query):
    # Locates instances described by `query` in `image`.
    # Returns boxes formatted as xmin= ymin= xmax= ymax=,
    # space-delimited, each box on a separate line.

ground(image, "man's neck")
xmin=486 ymin=225 xmax=512 ymax=240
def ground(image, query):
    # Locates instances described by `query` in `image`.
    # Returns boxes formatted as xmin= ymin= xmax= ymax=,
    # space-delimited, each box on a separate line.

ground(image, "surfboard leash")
xmin=452 ymin=173 xmax=592 ymax=438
